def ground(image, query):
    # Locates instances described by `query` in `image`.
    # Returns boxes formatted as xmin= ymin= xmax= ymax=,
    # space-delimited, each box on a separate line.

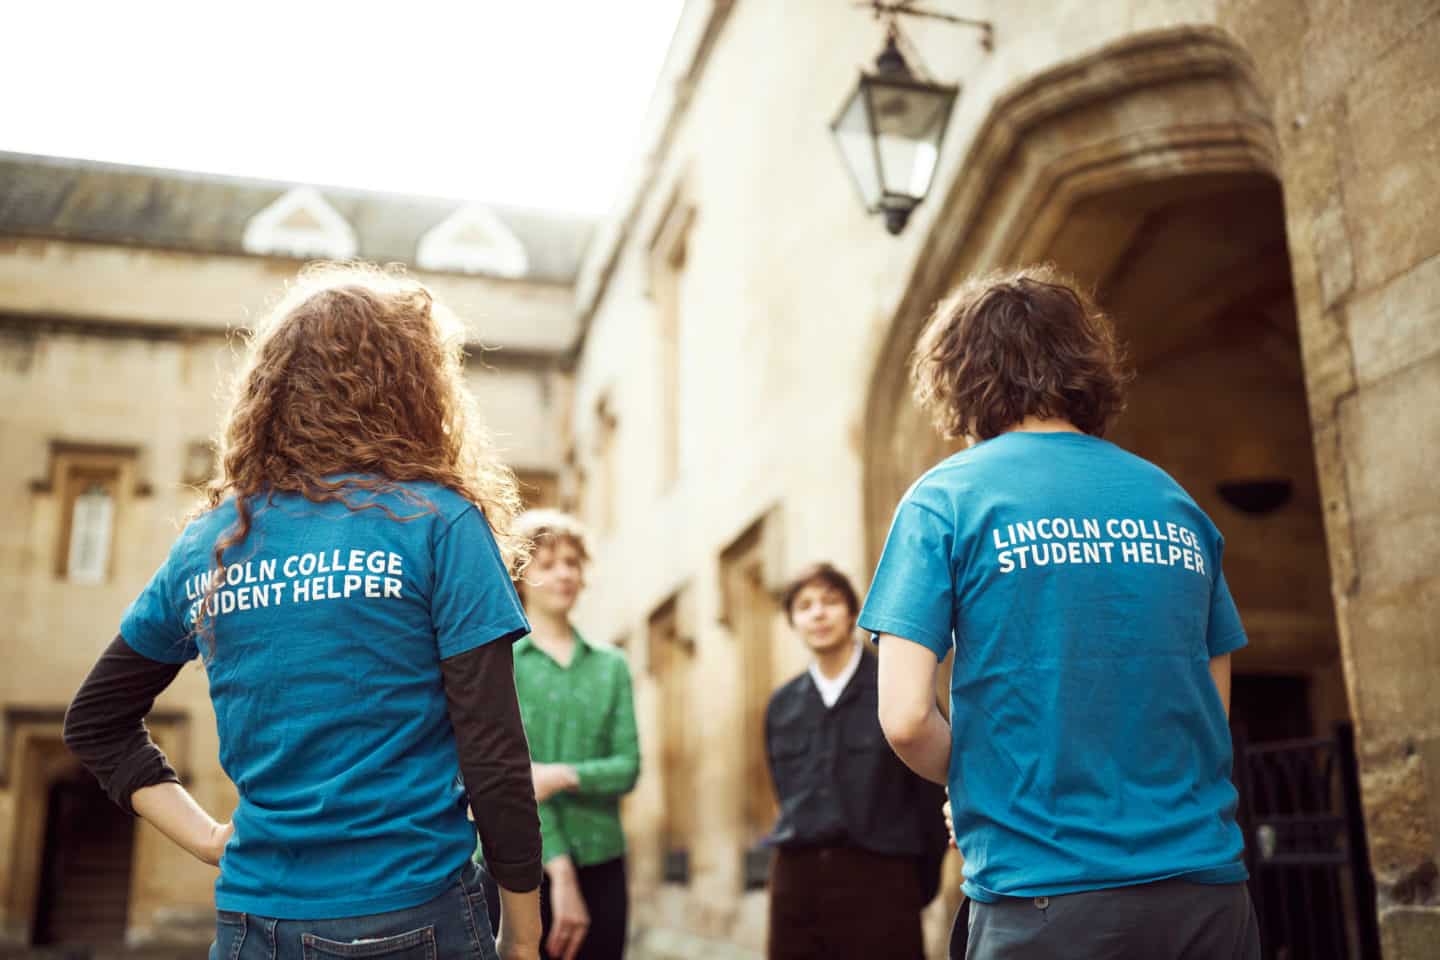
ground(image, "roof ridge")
xmin=0 ymin=150 xmax=599 ymax=222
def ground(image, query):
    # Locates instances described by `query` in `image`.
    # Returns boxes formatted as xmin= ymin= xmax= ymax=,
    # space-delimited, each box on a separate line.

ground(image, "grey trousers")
xmin=951 ymin=880 xmax=1261 ymax=960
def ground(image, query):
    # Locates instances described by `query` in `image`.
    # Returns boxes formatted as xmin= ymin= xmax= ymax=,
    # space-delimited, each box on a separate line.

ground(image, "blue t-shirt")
xmin=120 ymin=479 xmax=529 ymax=918
xmin=858 ymin=432 xmax=1248 ymax=903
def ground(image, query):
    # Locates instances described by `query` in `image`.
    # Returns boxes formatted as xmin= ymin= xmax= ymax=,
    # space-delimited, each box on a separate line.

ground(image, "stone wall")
xmin=0 ymin=310 xmax=236 ymax=942
xmin=573 ymin=0 xmax=1440 ymax=955
xmin=1218 ymin=0 xmax=1440 ymax=947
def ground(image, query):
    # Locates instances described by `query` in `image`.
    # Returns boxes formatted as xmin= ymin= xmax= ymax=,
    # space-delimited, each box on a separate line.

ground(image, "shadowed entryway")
xmin=32 ymin=769 xmax=135 ymax=948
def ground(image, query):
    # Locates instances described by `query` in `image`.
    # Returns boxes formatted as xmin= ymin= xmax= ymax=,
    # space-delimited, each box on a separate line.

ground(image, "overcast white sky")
xmin=1 ymin=1 xmax=685 ymax=214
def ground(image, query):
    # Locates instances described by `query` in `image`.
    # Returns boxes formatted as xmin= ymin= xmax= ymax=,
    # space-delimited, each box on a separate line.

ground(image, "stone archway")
xmin=32 ymin=766 xmax=137 ymax=946
xmin=0 ymin=719 xmax=134 ymax=948
xmin=1 ymin=710 xmax=193 ymax=948
xmin=863 ymin=27 xmax=1278 ymax=551
xmin=862 ymin=26 xmax=1382 ymax=958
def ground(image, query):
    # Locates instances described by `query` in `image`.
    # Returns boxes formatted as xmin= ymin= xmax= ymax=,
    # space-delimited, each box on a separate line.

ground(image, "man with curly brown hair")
xmin=860 ymin=266 xmax=1261 ymax=959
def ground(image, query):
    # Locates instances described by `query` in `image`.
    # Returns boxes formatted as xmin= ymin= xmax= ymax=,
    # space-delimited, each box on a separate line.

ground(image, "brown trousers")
xmin=768 ymin=846 xmax=926 ymax=960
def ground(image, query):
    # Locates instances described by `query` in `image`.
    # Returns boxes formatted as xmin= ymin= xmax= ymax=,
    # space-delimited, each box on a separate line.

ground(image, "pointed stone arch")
xmin=863 ymin=26 xmax=1280 ymax=556
xmin=857 ymin=25 xmax=1412 ymax=953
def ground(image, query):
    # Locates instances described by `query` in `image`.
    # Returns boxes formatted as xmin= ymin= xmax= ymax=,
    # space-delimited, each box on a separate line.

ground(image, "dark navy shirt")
xmin=765 ymin=651 xmax=948 ymax=870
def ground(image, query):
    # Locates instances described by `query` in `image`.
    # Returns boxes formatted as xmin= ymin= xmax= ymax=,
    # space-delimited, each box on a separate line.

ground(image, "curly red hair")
xmin=195 ymin=262 xmax=526 ymax=637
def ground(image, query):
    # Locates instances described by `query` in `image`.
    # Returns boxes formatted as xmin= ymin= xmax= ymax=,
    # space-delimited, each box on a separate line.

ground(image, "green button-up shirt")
xmin=514 ymin=629 xmax=639 ymax=866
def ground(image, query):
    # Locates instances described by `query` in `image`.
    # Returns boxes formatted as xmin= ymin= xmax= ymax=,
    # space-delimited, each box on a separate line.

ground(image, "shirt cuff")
xmin=118 ymin=625 xmax=196 ymax=665
xmin=487 ymin=856 xmax=543 ymax=893
xmin=437 ymin=617 xmax=530 ymax=660
xmin=857 ymin=612 xmax=951 ymax=661
xmin=538 ymin=803 xmax=570 ymax=864
xmin=111 ymin=750 xmax=181 ymax=815
xmin=1208 ymin=629 xmax=1248 ymax=658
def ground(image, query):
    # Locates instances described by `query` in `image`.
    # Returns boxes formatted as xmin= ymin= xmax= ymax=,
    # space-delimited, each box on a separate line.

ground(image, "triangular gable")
xmin=242 ymin=186 xmax=358 ymax=259
xmin=416 ymin=203 xmax=529 ymax=277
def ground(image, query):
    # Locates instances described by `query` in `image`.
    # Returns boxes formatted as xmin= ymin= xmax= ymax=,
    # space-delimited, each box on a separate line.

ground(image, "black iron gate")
xmin=1234 ymin=723 xmax=1382 ymax=960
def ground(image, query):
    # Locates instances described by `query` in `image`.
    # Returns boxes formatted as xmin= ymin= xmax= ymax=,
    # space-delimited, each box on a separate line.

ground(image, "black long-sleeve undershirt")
xmin=440 ymin=636 xmax=543 ymax=892
xmin=63 ymin=635 xmax=183 ymax=814
xmin=63 ymin=634 xmax=542 ymax=893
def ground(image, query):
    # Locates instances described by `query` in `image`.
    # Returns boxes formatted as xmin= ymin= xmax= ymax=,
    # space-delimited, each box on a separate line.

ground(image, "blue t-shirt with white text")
xmin=120 ymin=480 xmax=529 ymax=918
xmin=858 ymin=432 xmax=1247 ymax=902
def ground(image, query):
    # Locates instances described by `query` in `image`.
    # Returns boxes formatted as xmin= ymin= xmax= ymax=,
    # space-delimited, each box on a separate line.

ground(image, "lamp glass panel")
xmin=867 ymin=81 xmax=953 ymax=200
xmin=832 ymin=85 xmax=881 ymax=208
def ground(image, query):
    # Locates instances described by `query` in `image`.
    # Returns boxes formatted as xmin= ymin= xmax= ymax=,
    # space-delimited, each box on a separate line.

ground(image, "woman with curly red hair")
xmin=64 ymin=264 xmax=543 ymax=960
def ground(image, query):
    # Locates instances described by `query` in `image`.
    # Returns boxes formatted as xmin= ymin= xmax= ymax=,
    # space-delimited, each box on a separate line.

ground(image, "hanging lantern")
xmin=831 ymin=33 xmax=958 ymax=235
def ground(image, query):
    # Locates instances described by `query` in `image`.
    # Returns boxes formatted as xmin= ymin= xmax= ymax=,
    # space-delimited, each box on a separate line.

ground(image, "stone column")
xmin=1242 ymin=2 xmax=1440 ymax=952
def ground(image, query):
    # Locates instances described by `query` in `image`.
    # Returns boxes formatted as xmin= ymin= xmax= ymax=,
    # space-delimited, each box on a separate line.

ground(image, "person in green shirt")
xmin=491 ymin=509 xmax=640 ymax=960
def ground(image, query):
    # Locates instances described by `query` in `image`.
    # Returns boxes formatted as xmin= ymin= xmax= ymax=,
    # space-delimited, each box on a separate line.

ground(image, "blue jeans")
xmin=210 ymin=861 xmax=499 ymax=960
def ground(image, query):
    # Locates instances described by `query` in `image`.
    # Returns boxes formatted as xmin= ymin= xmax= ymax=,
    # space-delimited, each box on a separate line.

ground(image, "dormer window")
xmin=416 ymin=203 xmax=528 ymax=277
xmin=242 ymin=187 xmax=358 ymax=259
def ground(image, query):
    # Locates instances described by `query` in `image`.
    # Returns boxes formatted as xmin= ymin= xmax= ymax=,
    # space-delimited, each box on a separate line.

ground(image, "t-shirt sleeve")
xmin=857 ymin=492 xmax=956 ymax=661
xmin=119 ymin=543 xmax=199 ymax=665
xmin=1206 ymin=567 xmax=1247 ymax=658
xmin=432 ymin=506 xmax=531 ymax=660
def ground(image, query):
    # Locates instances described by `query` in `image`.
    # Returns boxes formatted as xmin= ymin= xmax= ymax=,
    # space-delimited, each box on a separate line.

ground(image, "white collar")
xmin=808 ymin=640 xmax=863 ymax=709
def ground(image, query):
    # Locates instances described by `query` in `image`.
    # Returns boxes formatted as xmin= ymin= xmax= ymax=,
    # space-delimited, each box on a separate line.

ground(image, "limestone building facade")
xmin=563 ymin=1 xmax=1439 ymax=958
xmin=1 ymin=0 xmax=1438 ymax=957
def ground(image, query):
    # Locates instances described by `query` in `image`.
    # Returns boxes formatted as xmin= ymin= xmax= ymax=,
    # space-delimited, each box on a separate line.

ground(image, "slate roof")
xmin=0 ymin=151 xmax=594 ymax=283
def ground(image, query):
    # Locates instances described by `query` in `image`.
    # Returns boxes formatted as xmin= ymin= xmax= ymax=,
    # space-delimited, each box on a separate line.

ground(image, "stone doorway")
xmin=859 ymin=28 xmax=1380 ymax=955
xmin=1061 ymin=172 xmax=1349 ymax=739
xmin=1051 ymin=170 xmax=1374 ymax=957
xmin=32 ymin=769 xmax=137 ymax=947
xmin=901 ymin=164 xmax=1374 ymax=958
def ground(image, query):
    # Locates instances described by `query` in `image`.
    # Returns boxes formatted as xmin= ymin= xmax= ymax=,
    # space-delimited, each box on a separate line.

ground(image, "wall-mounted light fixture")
xmin=830 ymin=2 xmax=992 ymax=235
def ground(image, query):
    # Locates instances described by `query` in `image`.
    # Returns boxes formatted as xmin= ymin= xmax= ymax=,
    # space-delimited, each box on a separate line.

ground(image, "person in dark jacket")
xmin=764 ymin=562 xmax=948 ymax=960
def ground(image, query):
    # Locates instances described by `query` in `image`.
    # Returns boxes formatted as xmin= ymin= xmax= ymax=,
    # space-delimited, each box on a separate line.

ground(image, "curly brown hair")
xmin=910 ymin=264 xmax=1130 ymax=441
xmin=195 ymin=262 xmax=527 ymax=638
